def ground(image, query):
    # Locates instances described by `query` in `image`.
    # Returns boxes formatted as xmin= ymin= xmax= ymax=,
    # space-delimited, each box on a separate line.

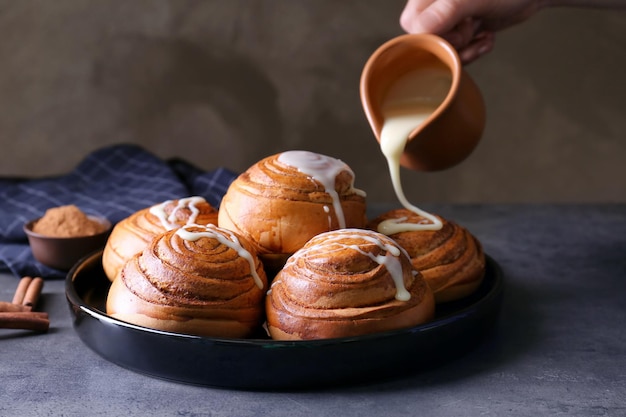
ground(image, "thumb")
xmin=400 ymin=0 xmax=481 ymax=35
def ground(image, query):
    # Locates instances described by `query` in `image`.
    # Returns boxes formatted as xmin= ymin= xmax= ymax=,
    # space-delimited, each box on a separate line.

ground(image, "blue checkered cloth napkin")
xmin=0 ymin=144 xmax=237 ymax=279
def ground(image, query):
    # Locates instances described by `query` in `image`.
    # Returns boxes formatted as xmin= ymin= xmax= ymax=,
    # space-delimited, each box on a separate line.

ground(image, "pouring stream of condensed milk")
xmin=360 ymin=34 xmax=486 ymax=234
xmin=378 ymin=63 xmax=451 ymax=233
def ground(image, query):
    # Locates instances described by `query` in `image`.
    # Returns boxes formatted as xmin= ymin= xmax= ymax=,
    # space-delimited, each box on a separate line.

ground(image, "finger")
xmin=441 ymin=17 xmax=478 ymax=50
xmin=400 ymin=0 xmax=436 ymax=32
xmin=458 ymin=31 xmax=495 ymax=65
xmin=402 ymin=0 xmax=477 ymax=35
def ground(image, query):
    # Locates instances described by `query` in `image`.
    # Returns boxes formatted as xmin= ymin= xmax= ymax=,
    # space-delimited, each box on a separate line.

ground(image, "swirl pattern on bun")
xmin=369 ymin=208 xmax=485 ymax=303
xmin=106 ymin=224 xmax=267 ymax=338
xmin=102 ymin=196 xmax=218 ymax=282
xmin=218 ymin=151 xmax=367 ymax=272
xmin=266 ymin=228 xmax=435 ymax=340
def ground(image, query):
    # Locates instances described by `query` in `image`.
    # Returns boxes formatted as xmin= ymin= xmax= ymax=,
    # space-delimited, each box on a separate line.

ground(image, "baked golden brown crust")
xmin=266 ymin=228 xmax=435 ymax=340
xmin=106 ymin=224 xmax=267 ymax=338
xmin=368 ymin=208 xmax=485 ymax=303
xmin=102 ymin=197 xmax=218 ymax=282
xmin=217 ymin=152 xmax=367 ymax=272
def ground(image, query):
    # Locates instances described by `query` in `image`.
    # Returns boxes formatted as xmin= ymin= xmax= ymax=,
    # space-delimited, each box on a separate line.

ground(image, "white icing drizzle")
xmin=277 ymin=151 xmax=366 ymax=229
xmin=175 ymin=224 xmax=264 ymax=289
xmin=149 ymin=196 xmax=206 ymax=230
xmin=266 ymin=278 xmax=282 ymax=295
xmin=297 ymin=229 xmax=411 ymax=301
xmin=323 ymin=205 xmax=331 ymax=229
xmin=378 ymin=214 xmax=441 ymax=235
xmin=378 ymin=67 xmax=450 ymax=234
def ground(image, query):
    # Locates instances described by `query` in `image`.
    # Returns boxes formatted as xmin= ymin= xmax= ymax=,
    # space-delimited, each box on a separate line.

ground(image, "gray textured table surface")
xmin=1 ymin=204 xmax=625 ymax=417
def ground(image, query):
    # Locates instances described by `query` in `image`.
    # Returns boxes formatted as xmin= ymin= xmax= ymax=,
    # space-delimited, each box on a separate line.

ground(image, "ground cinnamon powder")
xmin=33 ymin=205 xmax=107 ymax=238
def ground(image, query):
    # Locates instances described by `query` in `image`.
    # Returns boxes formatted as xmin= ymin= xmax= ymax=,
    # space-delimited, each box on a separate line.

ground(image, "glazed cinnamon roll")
xmin=368 ymin=208 xmax=485 ymax=303
xmin=266 ymin=228 xmax=435 ymax=340
xmin=218 ymin=151 xmax=367 ymax=274
xmin=102 ymin=196 xmax=218 ymax=282
xmin=106 ymin=224 xmax=268 ymax=338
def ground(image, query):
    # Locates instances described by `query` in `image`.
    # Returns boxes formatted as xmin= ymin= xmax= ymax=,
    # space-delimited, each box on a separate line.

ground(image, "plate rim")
xmin=65 ymin=250 xmax=504 ymax=388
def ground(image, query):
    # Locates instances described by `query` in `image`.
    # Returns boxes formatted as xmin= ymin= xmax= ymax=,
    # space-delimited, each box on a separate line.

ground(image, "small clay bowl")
xmin=24 ymin=216 xmax=112 ymax=271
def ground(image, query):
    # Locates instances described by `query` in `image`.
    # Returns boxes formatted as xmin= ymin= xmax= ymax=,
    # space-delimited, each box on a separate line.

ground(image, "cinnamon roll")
xmin=266 ymin=228 xmax=435 ymax=340
xmin=369 ymin=208 xmax=485 ymax=303
xmin=218 ymin=151 xmax=367 ymax=274
xmin=102 ymin=196 xmax=218 ymax=282
xmin=106 ymin=224 xmax=268 ymax=338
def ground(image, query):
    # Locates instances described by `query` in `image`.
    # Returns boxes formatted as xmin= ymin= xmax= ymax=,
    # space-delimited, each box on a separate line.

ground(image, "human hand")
xmin=400 ymin=0 xmax=542 ymax=64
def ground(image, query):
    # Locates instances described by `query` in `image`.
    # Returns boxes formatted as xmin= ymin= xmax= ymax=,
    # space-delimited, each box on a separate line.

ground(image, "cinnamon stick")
xmin=22 ymin=277 xmax=44 ymax=308
xmin=1 ymin=276 xmax=49 ymax=332
xmin=0 ymin=301 xmax=31 ymax=313
xmin=0 ymin=312 xmax=50 ymax=332
xmin=12 ymin=276 xmax=33 ymax=305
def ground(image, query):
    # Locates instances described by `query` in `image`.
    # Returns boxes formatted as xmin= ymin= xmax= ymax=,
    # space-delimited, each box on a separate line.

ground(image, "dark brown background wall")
xmin=1 ymin=0 xmax=625 ymax=203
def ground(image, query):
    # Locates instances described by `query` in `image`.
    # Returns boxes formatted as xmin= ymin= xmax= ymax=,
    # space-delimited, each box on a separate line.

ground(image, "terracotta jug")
xmin=360 ymin=33 xmax=486 ymax=171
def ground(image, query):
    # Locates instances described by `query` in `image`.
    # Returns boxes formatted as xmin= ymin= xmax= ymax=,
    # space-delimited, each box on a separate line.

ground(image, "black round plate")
xmin=66 ymin=251 xmax=504 ymax=390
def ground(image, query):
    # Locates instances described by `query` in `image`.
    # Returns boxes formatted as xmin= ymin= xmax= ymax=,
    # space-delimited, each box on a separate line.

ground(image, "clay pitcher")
xmin=360 ymin=33 xmax=486 ymax=171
